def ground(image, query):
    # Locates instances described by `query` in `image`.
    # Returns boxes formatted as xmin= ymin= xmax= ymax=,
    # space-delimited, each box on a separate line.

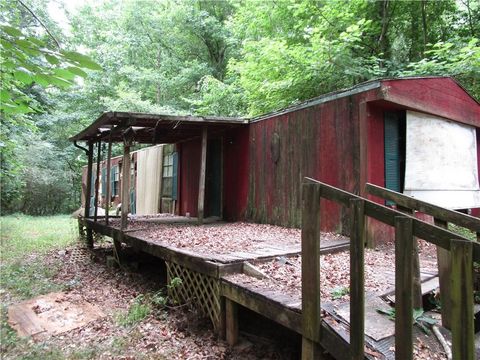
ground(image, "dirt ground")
xmin=1 ymin=241 xmax=298 ymax=360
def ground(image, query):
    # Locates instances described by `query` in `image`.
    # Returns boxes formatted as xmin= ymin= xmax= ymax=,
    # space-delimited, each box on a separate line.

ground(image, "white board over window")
xmin=404 ymin=110 xmax=480 ymax=209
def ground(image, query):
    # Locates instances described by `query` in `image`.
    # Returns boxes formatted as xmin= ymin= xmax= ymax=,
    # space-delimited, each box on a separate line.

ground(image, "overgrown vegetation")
xmin=1 ymin=0 xmax=479 ymax=215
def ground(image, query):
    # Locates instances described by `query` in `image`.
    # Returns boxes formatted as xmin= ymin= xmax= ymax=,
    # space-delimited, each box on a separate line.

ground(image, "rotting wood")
xmin=397 ymin=205 xmax=422 ymax=309
xmin=243 ymin=262 xmax=270 ymax=279
xmin=301 ymin=182 xmax=321 ymax=359
xmin=197 ymin=127 xmax=207 ymax=224
xmin=450 ymin=239 xmax=474 ymax=360
xmin=105 ymin=136 xmax=112 ymax=225
xmin=365 ymin=183 xmax=480 ymax=232
xmin=394 ymin=216 xmax=413 ymax=360
xmin=85 ymin=141 xmax=94 ymax=248
xmin=94 ymin=139 xmax=102 ymax=222
xmin=221 ymin=280 xmax=302 ymax=334
xmin=121 ymin=141 xmax=131 ymax=230
xmin=435 ymin=218 xmax=452 ymax=330
xmin=225 ymin=298 xmax=238 ymax=346
xmin=349 ymin=198 xmax=365 ymax=360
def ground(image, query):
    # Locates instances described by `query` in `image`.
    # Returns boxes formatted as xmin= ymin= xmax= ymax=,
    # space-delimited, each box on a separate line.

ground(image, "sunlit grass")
xmin=0 ymin=214 xmax=78 ymax=262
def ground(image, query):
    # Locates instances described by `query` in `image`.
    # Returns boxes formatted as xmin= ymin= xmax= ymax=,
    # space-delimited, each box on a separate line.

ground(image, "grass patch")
xmin=116 ymin=295 xmax=151 ymax=327
xmin=0 ymin=214 xmax=78 ymax=262
xmin=1 ymin=259 xmax=63 ymax=299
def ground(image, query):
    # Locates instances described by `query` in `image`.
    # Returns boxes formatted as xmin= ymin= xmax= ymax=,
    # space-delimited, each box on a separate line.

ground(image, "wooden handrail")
xmin=303 ymin=177 xmax=480 ymax=260
xmin=300 ymin=178 xmax=475 ymax=360
xmin=365 ymin=182 xmax=480 ymax=233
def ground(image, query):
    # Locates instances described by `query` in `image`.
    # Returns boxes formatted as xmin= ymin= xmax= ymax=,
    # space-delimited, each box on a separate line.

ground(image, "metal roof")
xmin=70 ymin=112 xmax=248 ymax=144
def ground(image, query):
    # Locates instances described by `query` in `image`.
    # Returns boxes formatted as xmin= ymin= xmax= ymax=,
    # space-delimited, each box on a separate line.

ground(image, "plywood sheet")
xmin=335 ymin=296 xmax=395 ymax=341
xmin=8 ymin=292 xmax=104 ymax=338
xmin=404 ymin=110 xmax=480 ymax=209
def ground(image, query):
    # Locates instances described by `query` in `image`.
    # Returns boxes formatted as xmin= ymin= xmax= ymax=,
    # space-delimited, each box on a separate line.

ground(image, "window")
xmin=162 ymin=152 xmax=173 ymax=197
xmin=111 ymin=165 xmax=119 ymax=196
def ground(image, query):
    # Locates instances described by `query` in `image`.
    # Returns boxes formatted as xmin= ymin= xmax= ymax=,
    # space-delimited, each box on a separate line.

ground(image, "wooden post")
xmin=350 ymin=198 xmax=365 ymax=360
xmin=301 ymin=183 xmax=322 ymax=360
xmin=450 ymin=239 xmax=474 ymax=360
xmin=394 ymin=216 xmax=413 ymax=360
xmin=121 ymin=142 xmax=131 ymax=230
xmin=225 ymin=298 xmax=238 ymax=346
xmin=94 ymin=140 xmax=102 ymax=222
xmin=105 ymin=137 xmax=112 ymax=225
xmin=197 ymin=127 xmax=207 ymax=224
xmin=434 ymin=218 xmax=452 ymax=329
xmin=84 ymin=141 xmax=94 ymax=248
xmin=397 ymin=206 xmax=422 ymax=309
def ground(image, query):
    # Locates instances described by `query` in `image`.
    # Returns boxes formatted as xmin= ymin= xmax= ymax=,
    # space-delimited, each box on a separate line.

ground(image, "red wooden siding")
xmin=178 ymin=138 xmax=201 ymax=217
xmin=223 ymin=127 xmax=250 ymax=221
xmin=245 ymin=95 xmax=363 ymax=232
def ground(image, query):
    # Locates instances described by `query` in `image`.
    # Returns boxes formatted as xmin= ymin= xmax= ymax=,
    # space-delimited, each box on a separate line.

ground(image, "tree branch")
xmin=17 ymin=0 xmax=61 ymax=49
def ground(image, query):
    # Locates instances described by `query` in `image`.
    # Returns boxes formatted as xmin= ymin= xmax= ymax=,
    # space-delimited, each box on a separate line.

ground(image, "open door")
xmin=205 ymin=139 xmax=222 ymax=217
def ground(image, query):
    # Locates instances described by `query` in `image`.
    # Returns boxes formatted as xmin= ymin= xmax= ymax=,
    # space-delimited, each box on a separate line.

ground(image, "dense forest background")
xmin=1 ymin=0 xmax=479 ymax=215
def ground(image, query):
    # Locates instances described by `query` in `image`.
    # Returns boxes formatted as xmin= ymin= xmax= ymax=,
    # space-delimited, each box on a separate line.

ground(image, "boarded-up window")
xmin=403 ymin=111 xmax=480 ymax=209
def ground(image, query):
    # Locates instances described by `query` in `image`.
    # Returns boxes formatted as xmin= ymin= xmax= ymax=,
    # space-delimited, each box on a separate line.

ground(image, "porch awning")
xmin=69 ymin=111 xmax=247 ymax=144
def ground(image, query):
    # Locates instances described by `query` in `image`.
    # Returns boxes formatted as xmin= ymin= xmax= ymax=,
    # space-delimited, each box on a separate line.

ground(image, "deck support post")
xmin=225 ymin=298 xmax=238 ymax=346
xmin=350 ymin=198 xmax=365 ymax=360
xmin=85 ymin=141 xmax=94 ymax=248
xmin=301 ymin=183 xmax=322 ymax=360
xmin=394 ymin=216 xmax=413 ymax=360
xmin=451 ymin=239 xmax=474 ymax=360
xmin=105 ymin=136 xmax=112 ymax=225
xmin=397 ymin=206 xmax=422 ymax=309
xmin=434 ymin=218 xmax=452 ymax=329
xmin=94 ymin=139 xmax=102 ymax=222
xmin=121 ymin=141 xmax=131 ymax=230
xmin=197 ymin=127 xmax=207 ymax=224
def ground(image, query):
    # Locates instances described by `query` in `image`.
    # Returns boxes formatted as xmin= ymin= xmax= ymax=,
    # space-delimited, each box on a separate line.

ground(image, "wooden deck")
xmin=80 ymin=215 xmax=479 ymax=359
xmin=83 ymin=217 xmax=349 ymax=276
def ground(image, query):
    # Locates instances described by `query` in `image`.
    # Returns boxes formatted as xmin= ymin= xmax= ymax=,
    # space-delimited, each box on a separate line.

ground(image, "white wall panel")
xmin=404 ymin=111 xmax=480 ymax=209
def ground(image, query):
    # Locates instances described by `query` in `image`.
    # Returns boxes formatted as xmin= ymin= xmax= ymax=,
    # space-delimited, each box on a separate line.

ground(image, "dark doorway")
xmin=205 ymin=139 xmax=222 ymax=217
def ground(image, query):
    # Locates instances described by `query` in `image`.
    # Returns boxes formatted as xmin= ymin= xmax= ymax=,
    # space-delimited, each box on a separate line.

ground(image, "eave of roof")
xmin=69 ymin=111 xmax=248 ymax=143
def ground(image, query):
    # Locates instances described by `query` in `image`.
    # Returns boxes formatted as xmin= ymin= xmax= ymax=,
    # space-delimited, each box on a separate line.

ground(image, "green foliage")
xmin=330 ymin=286 xmax=349 ymax=300
xmin=0 ymin=23 xmax=100 ymax=114
xmin=116 ymin=294 xmax=151 ymax=326
xmin=377 ymin=307 xmax=438 ymax=334
xmin=0 ymin=215 xmax=78 ymax=261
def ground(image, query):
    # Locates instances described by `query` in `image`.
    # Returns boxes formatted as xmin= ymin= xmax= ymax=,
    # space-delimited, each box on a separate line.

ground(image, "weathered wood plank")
xmin=85 ymin=141 xmax=94 ymax=248
xmin=365 ymin=183 xmax=480 ymax=232
xmin=105 ymin=137 xmax=112 ymax=225
xmin=395 ymin=216 xmax=413 ymax=360
xmin=225 ymin=298 xmax=238 ymax=346
xmin=435 ymin=218 xmax=452 ymax=330
xmin=94 ymin=140 xmax=102 ymax=221
xmin=451 ymin=239 xmax=474 ymax=360
xmin=349 ymin=198 xmax=365 ymax=360
xmin=221 ymin=280 xmax=302 ymax=333
xmin=303 ymin=178 xmax=480 ymax=261
xmin=121 ymin=143 xmax=131 ymax=230
xmin=197 ymin=127 xmax=207 ymax=224
xmin=301 ymin=183 xmax=321 ymax=343
xmin=397 ymin=205 xmax=422 ymax=309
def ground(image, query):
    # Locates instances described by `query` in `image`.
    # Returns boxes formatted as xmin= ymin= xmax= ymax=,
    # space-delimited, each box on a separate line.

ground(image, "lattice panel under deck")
xmin=166 ymin=262 xmax=221 ymax=330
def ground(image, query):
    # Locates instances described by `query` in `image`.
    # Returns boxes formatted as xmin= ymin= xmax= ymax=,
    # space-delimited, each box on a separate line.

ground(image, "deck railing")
xmin=365 ymin=183 xmax=480 ymax=331
xmin=301 ymin=178 xmax=478 ymax=360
